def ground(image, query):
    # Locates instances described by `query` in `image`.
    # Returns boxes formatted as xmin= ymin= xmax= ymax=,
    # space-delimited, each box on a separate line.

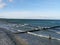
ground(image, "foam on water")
xmin=27 ymin=32 xmax=60 ymax=40
xmin=0 ymin=20 xmax=60 ymax=41
xmin=17 ymin=30 xmax=60 ymax=41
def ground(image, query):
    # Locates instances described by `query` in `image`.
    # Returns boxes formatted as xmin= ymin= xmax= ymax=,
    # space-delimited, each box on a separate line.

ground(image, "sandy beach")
xmin=0 ymin=28 xmax=28 ymax=45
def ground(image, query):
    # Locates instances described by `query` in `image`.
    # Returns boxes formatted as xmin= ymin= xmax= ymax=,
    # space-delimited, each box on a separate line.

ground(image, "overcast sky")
xmin=0 ymin=0 xmax=60 ymax=19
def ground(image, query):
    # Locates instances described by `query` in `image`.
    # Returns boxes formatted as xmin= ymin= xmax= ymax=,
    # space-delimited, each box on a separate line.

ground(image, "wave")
xmin=0 ymin=23 xmax=60 ymax=41
xmin=17 ymin=30 xmax=60 ymax=41
xmin=49 ymin=30 xmax=60 ymax=34
xmin=27 ymin=32 xmax=60 ymax=40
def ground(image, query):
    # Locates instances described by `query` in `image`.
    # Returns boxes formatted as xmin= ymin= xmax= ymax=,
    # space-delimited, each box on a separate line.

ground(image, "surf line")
xmin=16 ymin=30 xmax=60 ymax=41
xmin=27 ymin=32 xmax=60 ymax=40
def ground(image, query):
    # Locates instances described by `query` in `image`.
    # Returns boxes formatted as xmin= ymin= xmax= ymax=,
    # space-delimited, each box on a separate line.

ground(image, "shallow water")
xmin=0 ymin=19 xmax=60 ymax=45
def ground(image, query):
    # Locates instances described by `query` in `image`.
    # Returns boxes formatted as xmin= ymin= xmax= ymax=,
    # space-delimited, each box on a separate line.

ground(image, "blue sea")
xmin=0 ymin=19 xmax=60 ymax=45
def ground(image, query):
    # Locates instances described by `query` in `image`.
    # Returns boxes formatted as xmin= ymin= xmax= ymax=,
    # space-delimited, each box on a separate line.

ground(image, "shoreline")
xmin=0 ymin=27 xmax=60 ymax=45
xmin=0 ymin=28 xmax=29 ymax=45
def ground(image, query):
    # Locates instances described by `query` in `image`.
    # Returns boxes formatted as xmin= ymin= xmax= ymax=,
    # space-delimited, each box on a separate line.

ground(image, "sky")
xmin=0 ymin=0 xmax=60 ymax=19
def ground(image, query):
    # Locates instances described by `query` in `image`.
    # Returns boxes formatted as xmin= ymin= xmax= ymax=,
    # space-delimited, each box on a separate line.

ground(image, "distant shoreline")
xmin=0 ymin=18 xmax=60 ymax=20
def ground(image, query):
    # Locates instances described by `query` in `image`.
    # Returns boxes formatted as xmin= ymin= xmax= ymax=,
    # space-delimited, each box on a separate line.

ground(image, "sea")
xmin=0 ymin=19 xmax=60 ymax=45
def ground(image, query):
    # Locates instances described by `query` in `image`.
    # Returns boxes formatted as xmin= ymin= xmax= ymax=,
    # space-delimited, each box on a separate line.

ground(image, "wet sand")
xmin=0 ymin=28 xmax=28 ymax=45
xmin=0 ymin=28 xmax=60 ymax=45
xmin=0 ymin=28 xmax=15 ymax=45
xmin=18 ymin=32 xmax=60 ymax=45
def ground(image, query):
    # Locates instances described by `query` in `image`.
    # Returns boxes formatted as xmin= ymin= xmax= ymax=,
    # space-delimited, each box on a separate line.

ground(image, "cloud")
xmin=0 ymin=0 xmax=13 ymax=9
xmin=0 ymin=0 xmax=7 ymax=9
xmin=0 ymin=11 xmax=31 ymax=18
xmin=0 ymin=0 xmax=2 ymax=3
xmin=0 ymin=11 xmax=60 ymax=19
xmin=9 ymin=0 xmax=13 ymax=2
xmin=0 ymin=3 xmax=7 ymax=8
